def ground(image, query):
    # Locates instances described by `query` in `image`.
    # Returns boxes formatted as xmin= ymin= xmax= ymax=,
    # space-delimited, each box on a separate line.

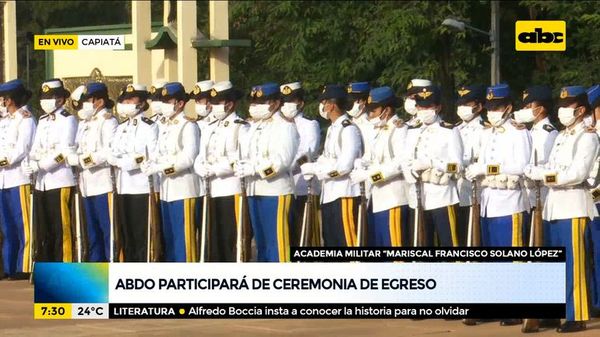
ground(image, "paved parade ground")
xmin=1 ymin=280 xmax=599 ymax=337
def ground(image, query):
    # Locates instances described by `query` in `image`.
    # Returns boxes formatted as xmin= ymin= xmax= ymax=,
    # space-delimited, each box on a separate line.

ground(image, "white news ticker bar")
xmin=71 ymin=303 xmax=109 ymax=319
xmin=108 ymin=263 xmax=565 ymax=304
xmin=78 ymin=35 xmax=125 ymax=50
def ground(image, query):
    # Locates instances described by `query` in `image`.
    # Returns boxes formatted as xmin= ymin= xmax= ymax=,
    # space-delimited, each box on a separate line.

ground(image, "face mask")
xmin=281 ymin=102 xmax=299 ymax=119
xmin=40 ymin=99 xmax=57 ymax=114
xmin=77 ymin=108 xmax=94 ymax=121
xmin=319 ymin=103 xmax=328 ymax=120
xmin=416 ymin=109 xmax=436 ymax=125
xmin=82 ymin=101 xmax=95 ymax=116
xmin=347 ymin=102 xmax=363 ymax=118
xmin=195 ymin=103 xmax=210 ymax=118
xmin=117 ymin=103 xmax=139 ymax=118
xmin=514 ymin=108 xmax=536 ymax=124
xmin=487 ymin=110 xmax=506 ymax=127
xmin=456 ymin=105 xmax=475 ymax=122
xmin=404 ymin=98 xmax=417 ymax=116
xmin=251 ymin=104 xmax=271 ymax=120
xmin=161 ymin=102 xmax=177 ymax=118
xmin=558 ymin=107 xmax=577 ymax=127
xmin=151 ymin=101 xmax=162 ymax=116
xmin=248 ymin=105 xmax=260 ymax=119
xmin=212 ymin=104 xmax=229 ymax=120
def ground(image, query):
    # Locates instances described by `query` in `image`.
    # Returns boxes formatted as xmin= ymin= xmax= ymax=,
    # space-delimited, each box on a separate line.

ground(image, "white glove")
xmin=106 ymin=153 xmax=119 ymax=167
xmin=524 ymin=165 xmax=547 ymax=181
xmin=66 ymin=153 xmax=80 ymax=166
xmin=21 ymin=160 xmax=39 ymax=175
xmin=350 ymin=169 xmax=370 ymax=184
xmin=235 ymin=160 xmax=255 ymax=178
xmin=410 ymin=158 xmax=432 ymax=172
xmin=212 ymin=160 xmax=233 ymax=178
xmin=117 ymin=157 xmax=138 ymax=171
xmin=194 ymin=162 xmax=214 ymax=178
xmin=353 ymin=158 xmax=370 ymax=170
xmin=465 ymin=163 xmax=486 ymax=180
xmin=300 ymin=162 xmax=317 ymax=180
xmin=140 ymin=161 xmax=160 ymax=176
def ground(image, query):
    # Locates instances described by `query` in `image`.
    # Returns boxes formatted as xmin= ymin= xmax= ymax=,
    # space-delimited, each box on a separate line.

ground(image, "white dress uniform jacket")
xmin=456 ymin=116 xmax=484 ymax=206
xmin=364 ymin=116 xmax=408 ymax=213
xmin=478 ymin=119 xmax=531 ymax=217
xmin=525 ymin=117 xmax=558 ymax=208
xmin=74 ymin=108 xmax=117 ymax=197
xmin=0 ymin=108 xmax=36 ymax=189
xmin=543 ymin=122 xmax=599 ymax=220
xmin=30 ymin=107 xmax=77 ymax=191
xmin=316 ymin=114 xmax=362 ymax=204
xmin=111 ymin=114 xmax=158 ymax=195
xmin=197 ymin=112 xmax=249 ymax=198
xmin=402 ymin=117 xmax=463 ymax=210
xmin=292 ymin=112 xmax=321 ymax=196
xmin=154 ymin=112 xmax=201 ymax=202
xmin=241 ymin=112 xmax=299 ymax=196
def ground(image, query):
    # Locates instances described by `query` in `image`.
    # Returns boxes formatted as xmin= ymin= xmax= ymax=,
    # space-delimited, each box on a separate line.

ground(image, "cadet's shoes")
xmin=462 ymin=319 xmax=477 ymax=326
xmin=556 ymin=321 xmax=585 ymax=333
xmin=539 ymin=319 xmax=561 ymax=328
xmin=500 ymin=319 xmax=523 ymax=326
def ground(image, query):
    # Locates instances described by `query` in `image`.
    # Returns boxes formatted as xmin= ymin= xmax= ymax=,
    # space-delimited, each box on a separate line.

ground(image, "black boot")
xmin=462 ymin=318 xmax=477 ymax=326
xmin=500 ymin=319 xmax=522 ymax=326
xmin=556 ymin=321 xmax=586 ymax=333
xmin=539 ymin=319 xmax=561 ymax=328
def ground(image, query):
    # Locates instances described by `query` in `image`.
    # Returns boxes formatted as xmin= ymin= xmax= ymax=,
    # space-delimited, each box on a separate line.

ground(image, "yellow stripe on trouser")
xmin=234 ymin=194 xmax=241 ymax=228
xmin=184 ymin=198 xmax=197 ymax=262
xmin=388 ymin=208 xmax=396 ymax=246
xmin=19 ymin=185 xmax=31 ymax=272
xmin=572 ymin=218 xmax=589 ymax=321
xmin=447 ymin=205 xmax=458 ymax=247
xmin=512 ymin=213 xmax=523 ymax=247
xmin=341 ymin=198 xmax=357 ymax=247
xmin=277 ymin=195 xmax=292 ymax=262
xmin=60 ymin=188 xmax=72 ymax=262
xmin=388 ymin=207 xmax=402 ymax=247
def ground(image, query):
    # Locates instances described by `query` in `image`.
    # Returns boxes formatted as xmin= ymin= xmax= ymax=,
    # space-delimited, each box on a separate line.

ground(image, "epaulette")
xmin=61 ymin=110 xmax=70 ymax=117
xmin=209 ymin=119 xmax=219 ymax=125
xmin=543 ymin=124 xmax=556 ymax=132
xmin=40 ymin=114 xmax=49 ymax=120
xmin=103 ymin=112 xmax=113 ymax=119
xmin=142 ymin=117 xmax=154 ymax=125
xmin=455 ymin=120 xmax=464 ymax=127
xmin=184 ymin=115 xmax=198 ymax=122
xmin=482 ymin=121 xmax=492 ymax=129
xmin=234 ymin=119 xmax=249 ymax=125
xmin=393 ymin=118 xmax=405 ymax=128
xmin=407 ymin=121 xmax=422 ymax=129
xmin=439 ymin=121 xmax=455 ymax=129
xmin=341 ymin=119 xmax=353 ymax=127
xmin=302 ymin=114 xmax=315 ymax=121
xmin=511 ymin=120 xmax=527 ymax=130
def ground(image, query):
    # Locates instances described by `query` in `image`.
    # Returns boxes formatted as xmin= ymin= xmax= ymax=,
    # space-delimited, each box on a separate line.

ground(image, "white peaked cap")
xmin=410 ymin=79 xmax=432 ymax=87
xmin=71 ymin=85 xmax=85 ymax=100
xmin=280 ymin=82 xmax=302 ymax=92
xmin=194 ymin=80 xmax=214 ymax=92
xmin=213 ymin=81 xmax=233 ymax=92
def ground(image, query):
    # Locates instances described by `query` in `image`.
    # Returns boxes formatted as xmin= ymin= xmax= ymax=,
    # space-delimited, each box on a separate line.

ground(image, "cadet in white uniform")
xmin=0 ymin=79 xmax=36 ymax=278
xmin=148 ymin=80 xmax=166 ymax=124
xmin=525 ymin=86 xmax=599 ymax=333
xmin=402 ymin=85 xmax=463 ymax=247
xmin=66 ymin=82 xmax=118 ymax=262
xmin=193 ymin=81 xmax=248 ymax=261
xmin=514 ymin=85 xmax=558 ymax=244
xmin=110 ymin=84 xmax=158 ymax=262
xmin=346 ymin=82 xmax=373 ymax=147
xmin=301 ymin=85 xmax=362 ymax=247
xmin=279 ymin=82 xmax=321 ymax=246
xmin=454 ymin=85 xmax=486 ymax=246
xmin=141 ymin=82 xmax=201 ymax=262
xmin=350 ymin=87 xmax=409 ymax=246
xmin=237 ymin=83 xmax=298 ymax=262
xmin=23 ymin=79 xmax=77 ymax=263
xmin=190 ymin=80 xmax=215 ymax=133
xmin=404 ymin=79 xmax=432 ymax=127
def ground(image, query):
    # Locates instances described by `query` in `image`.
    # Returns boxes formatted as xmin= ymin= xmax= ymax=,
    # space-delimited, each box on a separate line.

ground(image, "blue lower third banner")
xmin=33 ymin=261 xmax=565 ymax=319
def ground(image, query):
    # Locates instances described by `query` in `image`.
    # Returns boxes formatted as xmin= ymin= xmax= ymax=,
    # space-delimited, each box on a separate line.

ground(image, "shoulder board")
xmin=234 ymin=119 xmax=248 ymax=124
xmin=142 ymin=117 xmax=154 ymax=125
xmin=510 ymin=120 xmax=527 ymax=130
xmin=103 ymin=112 xmax=113 ymax=120
xmin=341 ymin=119 xmax=353 ymax=127
xmin=184 ymin=115 xmax=198 ymax=122
xmin=61 ymin=110 xmax=70 ymax=117
xmin=543 ymin=124 xmax=556 ymax=132
xmin=454 ymin=120 xmax=464 ymax=127
xmin=407 ymin=120 xmax=422 ymax=129
xmin=209 ymin=119 xmax=219 ymax=125
xmin=393 ymin=119 xmax=405 ymax=128
xmin=439 ymin=121 xmax=455 ymax=129
xmin=302 ymin=114 xmax=315 ymax=121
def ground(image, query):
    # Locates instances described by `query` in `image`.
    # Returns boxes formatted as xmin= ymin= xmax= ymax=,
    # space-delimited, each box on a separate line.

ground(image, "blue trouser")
xmin=481 ymin=212 xmax=525 ymax=247
xmin=545 ymin=218 xmax=591 ymax=322
xmin=248 ymin=195 xmax=292 ymax=262
xmin=367 ymin=204 xmax=410 ymax=247
xmin=589 ymin=203 xmax=600 ymax=312
xmin=160 ymin=198 xmax=200 ymax=262
xmin=83 ymin=193 xmax=112 ymax=262
xmin=0 ymin=185 xmax=32 ymax=276
xmin=321 ymin=197 xmax=359 ymax=247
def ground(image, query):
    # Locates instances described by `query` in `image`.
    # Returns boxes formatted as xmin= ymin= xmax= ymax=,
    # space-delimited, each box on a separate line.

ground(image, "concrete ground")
xmin=1 ymin=280 xmax=599 ymax=337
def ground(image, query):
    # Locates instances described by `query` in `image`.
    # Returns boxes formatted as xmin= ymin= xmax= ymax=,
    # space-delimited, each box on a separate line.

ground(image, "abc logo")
xmin=515 ymin=21 xmax=566 ymax=51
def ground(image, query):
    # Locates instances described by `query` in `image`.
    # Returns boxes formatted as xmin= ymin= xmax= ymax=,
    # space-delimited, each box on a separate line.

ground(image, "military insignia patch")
xmin=224 ymin=121 xmax=229 ymax=127
xmin=42 ymin=84 xmax=50 ymax=93
xmin=371 ymin=172 xmax=383 ymax=183
xmin=487 ymin=165 xmax=500 ymax=175
xmin=210 ymin=88 xmax=217 ymax=97
xmin=446 ymin=163 xmax=458 ymax=173
xmin=282 ymin=86 xmax=292 ymax=95
xmin=407 ymin=82 xmax=413 ymax=90
xmin=592 ymin=188 xmax=600 ymax=202
xmin=346 ymin=86 xmax=353 ymax=94
xmin=418 ymin=90 xmax=432 ymax=99
xmin=83 ymin=156 xmax=93 ymax=165
xmin=256 ymin=89 xmax=263 ymax=98
xmin=522 ymin=90 xmax=529 ymax=100
xmin=193 ymin=86 xmax=201 ymax=95
xmin=544 ymin=173 xmax=557 ymax=184
xmin=54 ymin=154 xmax=65 ymax=163
xmin=543 ymin=124 xmax=556 ymax=132
xmin=327 ymin=170 xmax=340 ymax=178
xmin=250 ymin=90 xmax=256 ymax=98
xmin=263 ymin=167 xmax=275 ymax=177
xmin=458 ymin=88 xmax=470 ymax=97
xmin=164 ymin=167 xmax=175 ymax=175
xmin=560 ymin=88 xmax=568 ymax=99
xmin=150 ymin=86 xmax=156 ymax=94
xmin=486 ymin=91 xmax=494 ymax=100
xmin=0 ymin=158 xmax=8 ymax=167
xmin=367 ymin=96 xmax=372 ymax=104
xmin=126 ymin=84 xmax=134 ymax=92
xmin=161 ymin=88 xmax=168 ymax=96
xmin=135 ymin=156 xmax=144 ymax=164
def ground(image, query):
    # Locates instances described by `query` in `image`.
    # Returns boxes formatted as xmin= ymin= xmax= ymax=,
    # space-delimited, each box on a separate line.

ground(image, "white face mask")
xmin=514 ymin=108 xmax=536 ymax=124
xmin=319 ymin=103 xmax=328 ymax=120
xmin=281 ymin=102 xmax=299 ymax=119
xmin=117 ymin=103 xmax=139 ymax=118
xmin=456 ymin=105 xmax=475 ymax=122
xmin=487 ymin=110 xmax=506 ymax=127
xmin=81 ymin=101 xmax=95 ymax=116
xmin=151 ymin=101 xmax=162 ymax=116
xmin=251 ymin=104 xmax=271 ymax=120
xmin=558 ymin=107 xmax=577 ymax=127
xmin=77 ymin=108 xmax=94 ymax=121
xmin=347 ymin=102 xmax=363 ymax=118
xmin=416 ymin=109 xmax=436 ymax=124
xmin=161 ymin=102 xmax=177 ymax=118
xmin=40 ymin=99 xmax=57 ymax=114
xmin=212 ymin=104 xmax=229 ymax=120
xmin=195 ymin=103 xmax=210 ymax=118
xmin=404 ymin=98 xmax=417 ymax=116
